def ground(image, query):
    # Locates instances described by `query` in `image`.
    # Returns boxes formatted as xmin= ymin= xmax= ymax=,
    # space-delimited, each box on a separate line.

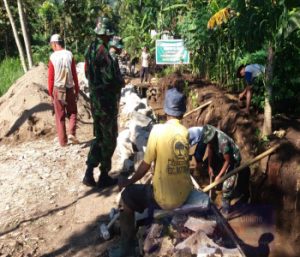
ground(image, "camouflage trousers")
xmin=86 ymin=91 xmax=118 ymax=173
xmin=222 ymin=163 xmax=239 ymax=200
xmin=211 ymin=160 xmax=239 ymax=201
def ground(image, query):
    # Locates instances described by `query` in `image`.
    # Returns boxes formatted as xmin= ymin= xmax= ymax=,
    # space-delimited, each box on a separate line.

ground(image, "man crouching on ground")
xmin=111 ymin=87 xmax=193 ymax=257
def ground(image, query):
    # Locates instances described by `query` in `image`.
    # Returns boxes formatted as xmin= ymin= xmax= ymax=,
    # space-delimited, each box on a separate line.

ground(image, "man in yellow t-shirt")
xmin=113 ymin=87 xmax=193 ymax=257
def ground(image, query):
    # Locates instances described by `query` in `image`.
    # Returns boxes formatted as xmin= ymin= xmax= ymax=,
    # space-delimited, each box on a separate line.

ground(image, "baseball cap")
xmin=164 ymin=87 xmax=186 ymax=117
xmin=50 ymin=34 xmax=62 ymax=43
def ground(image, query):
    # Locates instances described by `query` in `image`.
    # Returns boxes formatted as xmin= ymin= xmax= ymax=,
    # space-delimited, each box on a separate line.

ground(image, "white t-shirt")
xmin=50 ymin=49 xmax=74 ymax=88
xmin=141 ymin=51 xmax=150 ymax=68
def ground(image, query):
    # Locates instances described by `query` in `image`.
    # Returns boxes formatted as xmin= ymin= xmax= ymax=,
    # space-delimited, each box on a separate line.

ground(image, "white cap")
xmin=50 ymin=34 xmax=62 ymax=43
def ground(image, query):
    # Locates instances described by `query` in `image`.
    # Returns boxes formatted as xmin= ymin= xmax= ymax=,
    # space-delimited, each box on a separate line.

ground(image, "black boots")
xmin=97 ymin=171 xmax=118 ymax=188
xmin=82 ymin=165 xmax=97 ymax=187
xmin=83 ymin=165 xmax=117 ymax=188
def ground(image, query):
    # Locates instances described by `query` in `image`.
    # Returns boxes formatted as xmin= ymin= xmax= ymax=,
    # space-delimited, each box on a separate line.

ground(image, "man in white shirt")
xmin=140 ymin=47 xmax=150 ymax=83
xmin=48 ymin=34 xmax=79 ymax=146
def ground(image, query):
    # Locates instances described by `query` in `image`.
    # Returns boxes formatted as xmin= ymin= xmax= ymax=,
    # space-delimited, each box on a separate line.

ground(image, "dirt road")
xmin=0 ymin=134 xmax=119 ymax=257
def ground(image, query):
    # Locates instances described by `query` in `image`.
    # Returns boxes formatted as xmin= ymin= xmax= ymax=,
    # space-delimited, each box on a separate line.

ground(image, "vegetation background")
xmin=0 ymin=0 xmax=299 ymax=115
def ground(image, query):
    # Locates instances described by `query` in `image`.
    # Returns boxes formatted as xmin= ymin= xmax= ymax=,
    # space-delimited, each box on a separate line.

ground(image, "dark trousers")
xmin=140 ymin=67 xmax=149 ymax=83
xmin=86 ymin=91 xmax=118 ymax=172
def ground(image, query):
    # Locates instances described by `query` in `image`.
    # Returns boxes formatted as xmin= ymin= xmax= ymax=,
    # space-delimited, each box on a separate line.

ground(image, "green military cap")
xmin=94 ymin=17 xmax=115 ymax=36
xmin=203 ymin=124 xmax=217 ymax=144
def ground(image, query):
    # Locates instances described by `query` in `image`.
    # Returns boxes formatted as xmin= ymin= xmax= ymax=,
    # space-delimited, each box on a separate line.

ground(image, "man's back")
xmin=50 ymin=49 xmax=74 ymax=88
xmin=216 ymin=129 xmax=241 ymax=164
xmin=245 ymin=64 xmax=265 ymax=83
xmin=144 ymin=119 xmax=193 ymax=210
xmin=85 ymin=38 xmax=114 ymax=90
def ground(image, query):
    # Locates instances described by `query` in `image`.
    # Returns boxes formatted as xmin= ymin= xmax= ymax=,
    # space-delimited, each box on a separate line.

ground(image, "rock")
xmin=129 ymin=126 xmax=150 ymax=152
xmin=57 ymin=210 xmax=65 ymax=216
xmin=175 ymin=230 xmax=219 ymax=254
xmin=157 ymin=236 xmax=174 ymax=256
xmin=184 ymin=217 xmax=216 ymax=235
xmin=130 ymin=111 xmax=153 ymax=128
xmin=171 ymin=214 xmax=188 ymax=228
xmin=143 ymin=223 xmax=164 ymax=254
xmin=121 ymin=93 xmax=143 ymax=115
xmin=171 ymin=248 xmax=193 ymax=257
xmin=138 ymin=107 xmax=154 ymax=118
xmin=197 ymin=246 xmax=242 ymax=257
xmin=175 ymin=230 xmax=242 ymax=257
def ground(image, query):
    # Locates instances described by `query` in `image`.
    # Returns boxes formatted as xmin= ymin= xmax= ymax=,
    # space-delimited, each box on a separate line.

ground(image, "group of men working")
xmin=112 ymin=88 xmax=249 ymax=256
xmin=48 ymin=17 xmax=125 ymax=188
xmin=47 ymin=16 xmax=254 ymax=257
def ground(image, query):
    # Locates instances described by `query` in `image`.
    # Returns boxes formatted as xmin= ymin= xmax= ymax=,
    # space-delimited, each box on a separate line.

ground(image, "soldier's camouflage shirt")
xmin=214 ymin=128 xmax=241 ymax=164
xmin=85 ymin=38 xmax=121 ymax=94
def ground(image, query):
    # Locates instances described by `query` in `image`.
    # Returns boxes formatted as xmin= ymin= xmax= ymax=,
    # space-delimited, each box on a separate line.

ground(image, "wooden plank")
xmin=183 ymin=100 xmax=212 ymax=118
xmin=203 ymin=144 xmax=281 ymax=193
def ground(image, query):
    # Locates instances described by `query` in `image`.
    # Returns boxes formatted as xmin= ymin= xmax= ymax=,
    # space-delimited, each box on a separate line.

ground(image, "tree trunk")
xmin=3 ymin=0 xmax=27 ymax=72
xmin=262 ymin=45 xmax=274 ymax=137
xmin=17 ymin=0 xmax=33 ymax=69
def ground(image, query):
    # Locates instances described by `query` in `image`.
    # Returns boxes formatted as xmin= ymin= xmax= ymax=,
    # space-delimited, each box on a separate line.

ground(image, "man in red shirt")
xmin=48 ymin=34 xmax=79 ymax=146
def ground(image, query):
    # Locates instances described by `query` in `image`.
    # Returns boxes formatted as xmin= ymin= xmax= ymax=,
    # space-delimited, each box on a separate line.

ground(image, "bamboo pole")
xmin=183 ymin=100 xmax=212 ymax=118
xmin=203 ymin=144 xmax=281 ymax=193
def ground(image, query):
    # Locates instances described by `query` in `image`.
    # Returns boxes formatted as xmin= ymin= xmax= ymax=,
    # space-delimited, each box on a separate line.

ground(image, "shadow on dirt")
xmin=40 ymin=213 xmax=113 ymax=257
xmin=0 ymin=187 xmax=116 ymax=238
xmin=5 ymin=103 xmax=53 ymax=137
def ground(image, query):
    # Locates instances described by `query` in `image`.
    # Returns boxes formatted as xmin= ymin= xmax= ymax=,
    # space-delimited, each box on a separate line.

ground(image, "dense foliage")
xmin=0 ymin=57 xmax=23 ymax=95
xmin=0 ymin=0 xmax=299 ymax=113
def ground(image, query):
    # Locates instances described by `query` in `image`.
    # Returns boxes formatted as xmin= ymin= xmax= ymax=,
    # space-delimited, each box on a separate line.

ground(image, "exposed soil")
xmin=0 ymin=64 xmax=92 ymax=144
xmin=0 ymin=68 xmax=299 ymax=256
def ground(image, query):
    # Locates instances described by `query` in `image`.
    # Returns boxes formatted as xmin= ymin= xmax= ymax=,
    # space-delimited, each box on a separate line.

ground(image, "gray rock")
xmin=184 ymin=216 xmax=216 ymax=235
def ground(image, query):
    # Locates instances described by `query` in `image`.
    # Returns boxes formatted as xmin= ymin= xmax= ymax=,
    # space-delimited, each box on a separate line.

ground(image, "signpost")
xmin=156 ymin=39 xmax=190 ymax=65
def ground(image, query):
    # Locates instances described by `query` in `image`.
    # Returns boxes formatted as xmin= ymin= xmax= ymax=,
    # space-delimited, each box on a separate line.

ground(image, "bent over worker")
xmin=82 ymin=17 xmax=122 ymax=188
xmin=203 ymin=124 xmax=241 ymax=215
xmin=48 ymin=34 xmax=79 ymax=147
xmin=188 ymin=126 xmax=207 ymax=167
xmin=237 ymin=63 xmax=265 ymax=114
xmin=110 ymin=87 xmax=194 ymax=256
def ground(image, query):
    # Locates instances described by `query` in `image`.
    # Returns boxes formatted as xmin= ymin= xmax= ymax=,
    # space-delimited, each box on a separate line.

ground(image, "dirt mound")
xmin=157 ymin=72 xmax=209 ymax=90
xmin=152 ymin=74 xmax=259 ymax=160
xmin=182 ymin=84 xmax=260 ymax=160
xmin=0 ymin=64 xmax=92 ymax=144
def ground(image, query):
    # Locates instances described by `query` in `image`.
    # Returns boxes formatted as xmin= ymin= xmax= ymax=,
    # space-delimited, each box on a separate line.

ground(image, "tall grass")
xmin=0 ymin=58 xmax=24 ymax=97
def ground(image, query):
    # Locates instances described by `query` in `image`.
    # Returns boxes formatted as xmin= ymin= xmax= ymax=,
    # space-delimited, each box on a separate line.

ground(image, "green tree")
xmin=3 ymin=0 xmax=27 ymax=72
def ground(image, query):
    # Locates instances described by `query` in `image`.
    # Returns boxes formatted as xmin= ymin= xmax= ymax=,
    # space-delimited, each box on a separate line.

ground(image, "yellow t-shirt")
xmin=144 ymin=119 xmax=193 ymax=210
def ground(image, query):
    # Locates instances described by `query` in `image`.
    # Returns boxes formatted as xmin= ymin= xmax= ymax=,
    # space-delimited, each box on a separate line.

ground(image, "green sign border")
xmin=156 ymin=39 xmax=190 ymax=65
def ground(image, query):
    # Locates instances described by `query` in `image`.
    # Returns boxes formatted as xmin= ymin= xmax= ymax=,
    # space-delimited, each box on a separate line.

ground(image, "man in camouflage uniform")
xmin=203 ymin=124 xmax=243 ymax=215
xmin=109 ymin=36 xmax=125 ymax=101
xmin=82 ymin=17 xmax=123 ymax=188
